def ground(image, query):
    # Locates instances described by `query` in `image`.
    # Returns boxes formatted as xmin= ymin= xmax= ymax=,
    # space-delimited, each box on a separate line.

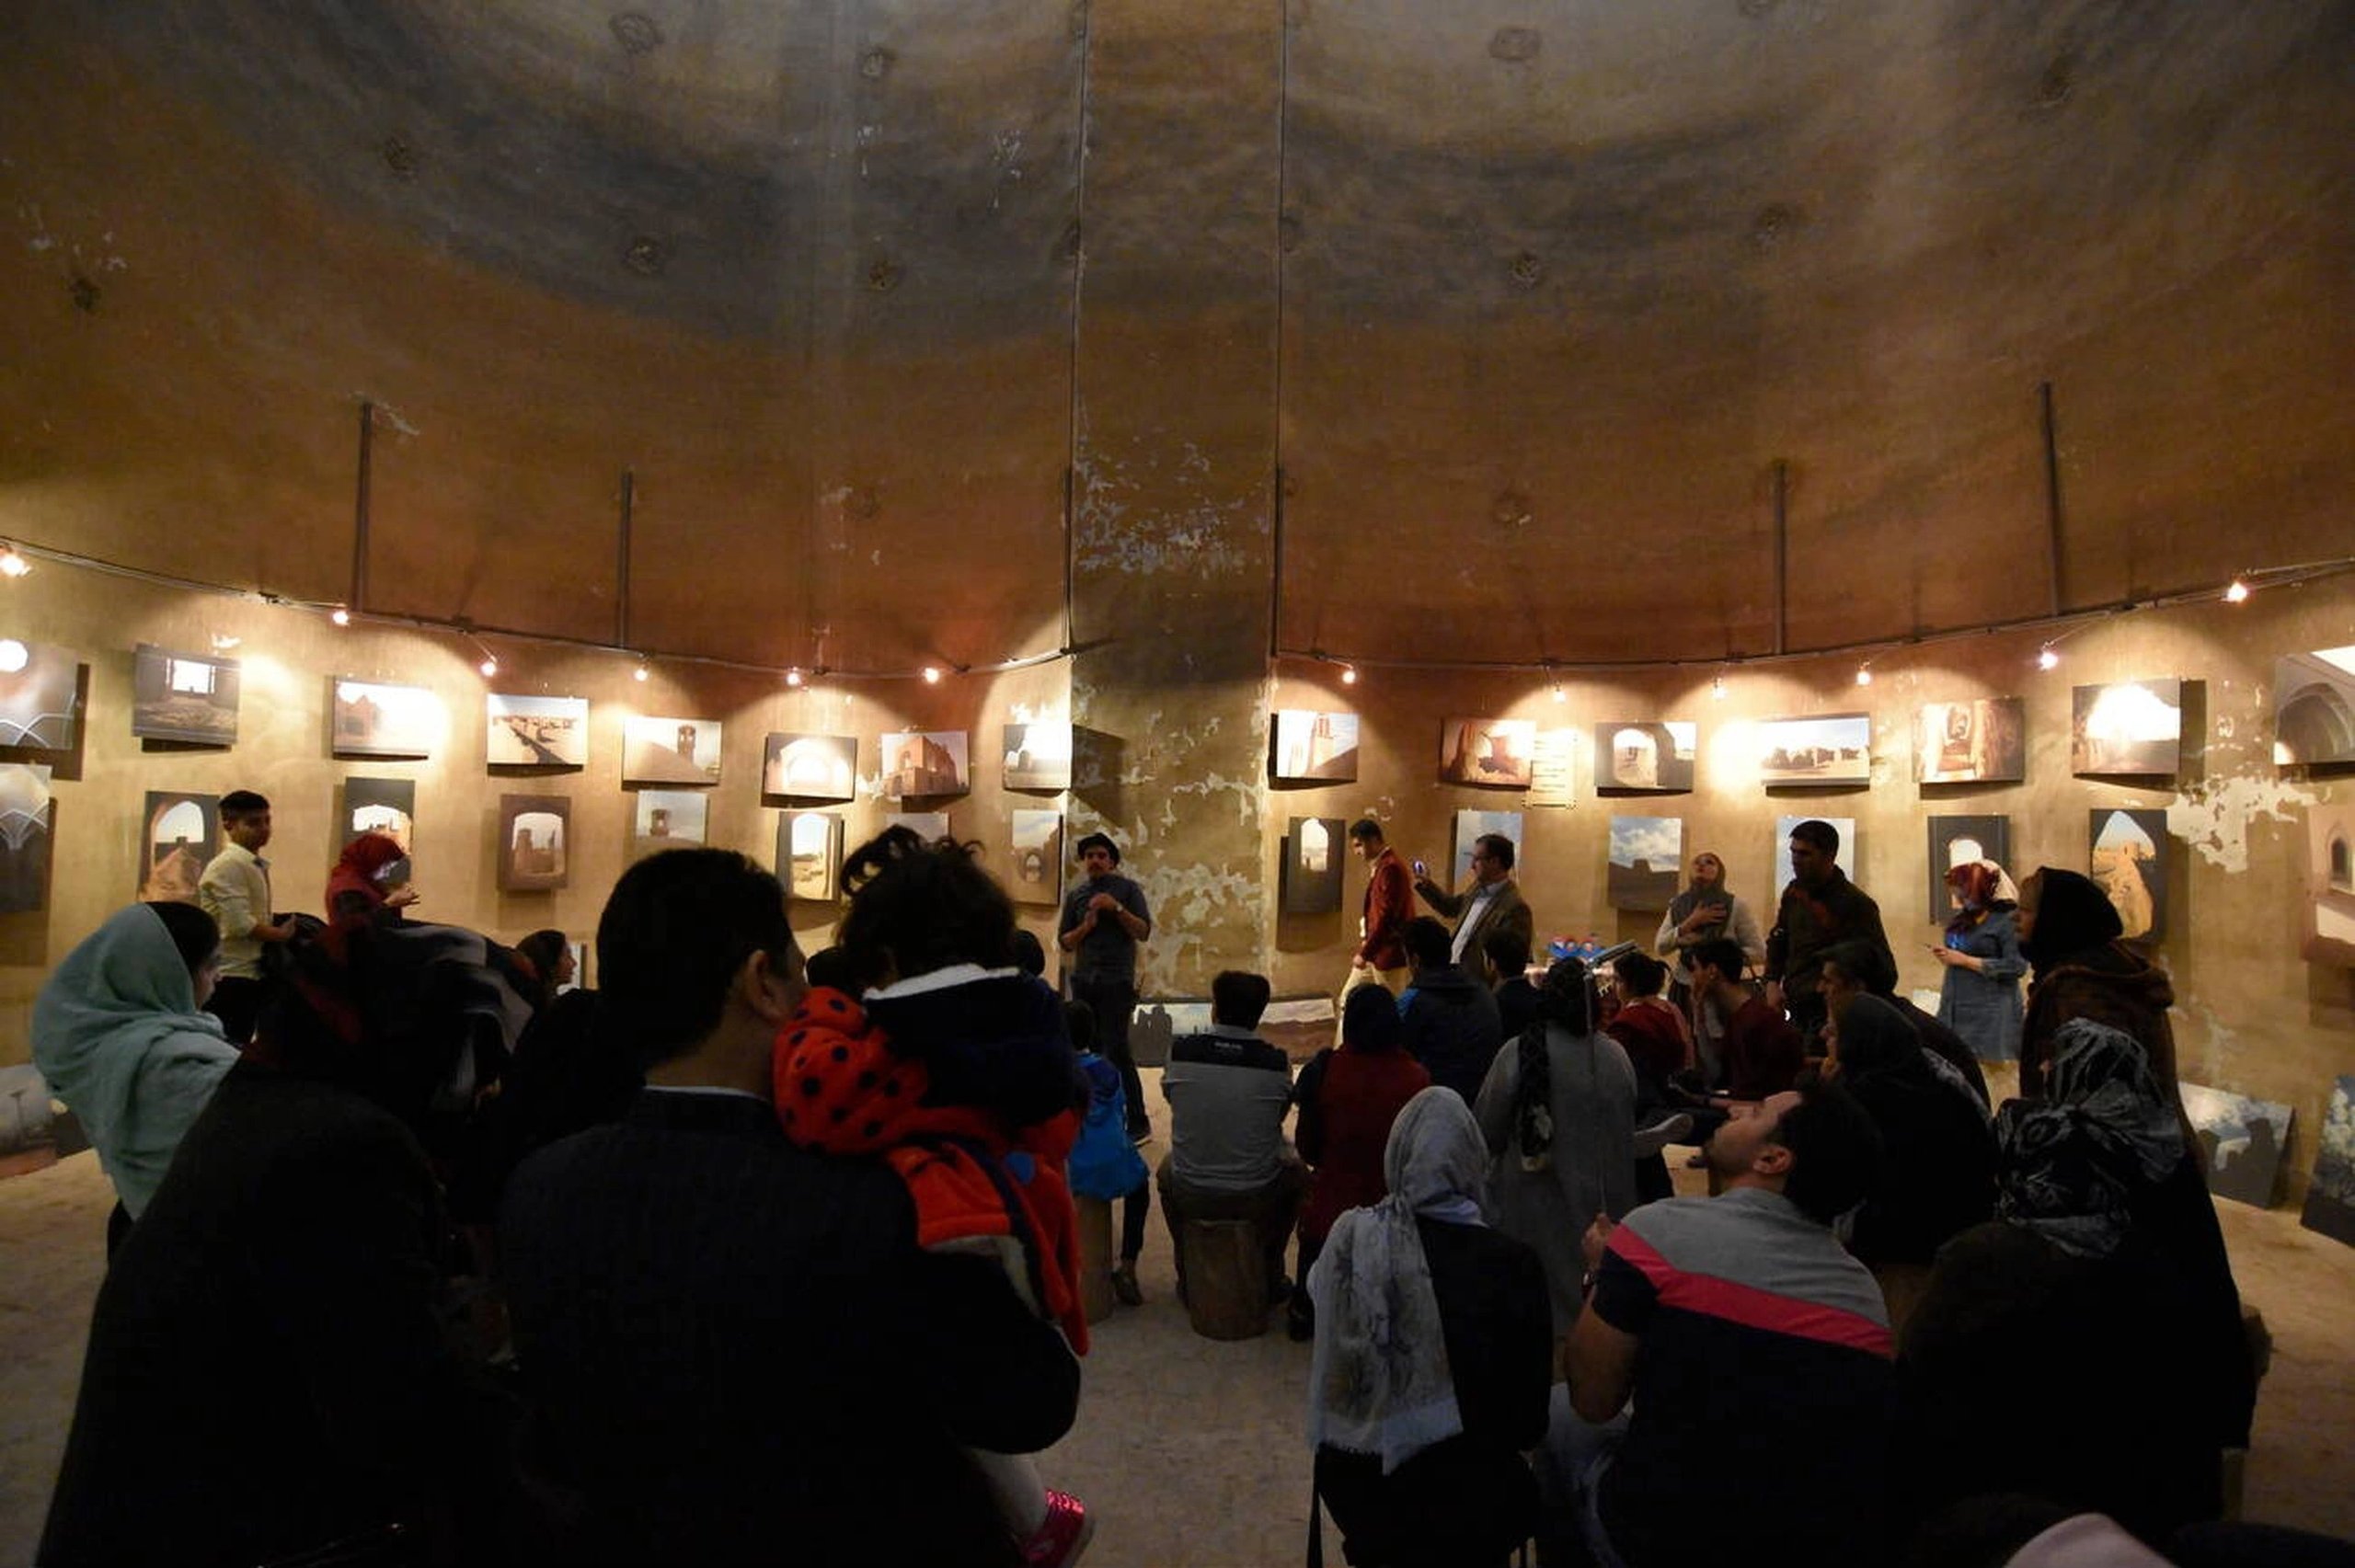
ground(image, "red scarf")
xmin=775 ymin=988 xmax=1086 ymax=1354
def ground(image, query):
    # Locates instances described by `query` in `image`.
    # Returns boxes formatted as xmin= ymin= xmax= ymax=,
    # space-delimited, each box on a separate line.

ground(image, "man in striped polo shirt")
xmin=1540 ymin=1080 xmax=1894 ymax=1567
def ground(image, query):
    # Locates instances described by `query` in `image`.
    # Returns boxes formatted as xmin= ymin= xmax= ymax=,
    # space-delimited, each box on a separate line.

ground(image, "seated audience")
xmin=1066 ymin=999 xmax=1154 ymax=1307
xmin=511 ymin=928 xmax=575 ymax=1013
xmin=1932 ymin=859 xmax=2028 ymax=1066
xmin=42 ymin=918 xmax=512 ymax=1568
xmin=1399 ymin=914 xmax=1506 ymax=1104
xmin=1158 ymin=969 xmax=1304 ymax=1301
xmin=1688 ymin=935 xmax=1803 ymax=1101
xmin=1291 ymin=982 xmax=1432 ymax=1340
xmin=1540 ymin=1076 xmax=1892 ymax=1568
xmin=1602 ymin=953 xmax=1696 ymax=1204
xmin=1488 ymin=926 xmax=1543 ymax=1043
xmin=32 ymin=901 xmax=238 ymax=1252
xmin=1475 ymin=958 xmax=1639 ymax=1333
xmin=771 ymin=827 xmax=1093 ymax=1563
xmin=1310 ymin=1088 xmax=1552 ymax=1568
xmin=1897 ymin=1020 xmax=2257 ymax=1549
xmin=1819 ymin=937 xmax=1990 ymax=1108
xmin=1824 ymin=993 xmax=1995 ymax=1322
xmin=497 ymin=849 xmax=1080 ymax=1566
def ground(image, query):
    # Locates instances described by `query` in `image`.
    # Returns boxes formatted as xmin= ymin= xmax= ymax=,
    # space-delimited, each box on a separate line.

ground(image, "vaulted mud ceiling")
xmin=3 ymin=1 xmax=2351 ymax=673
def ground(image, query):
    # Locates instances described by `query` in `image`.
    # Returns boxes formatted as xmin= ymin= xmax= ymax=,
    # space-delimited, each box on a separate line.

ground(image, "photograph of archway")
xmin=1439 ymin=717 xmax=1535 ymax=789
xmin=2305 ymin=804 xmax=2355 ymax=968
xmin=138 ymin=791 xmax=219 ymax=903
xmin=2071 ymin=680 xmax=2182 ymax=778
xmin=1914 ymin=696 xmax=2025 ymax=784
xmin=2274 ymin=647 xmax=2355 ymax=768
xmin=1595 ymin=722 xmax=1695 ymax=793
xmin=2090 ymin=807 xmax=2167 ymax=942
xmin=498 ymin=795 xmax=569 ymax=891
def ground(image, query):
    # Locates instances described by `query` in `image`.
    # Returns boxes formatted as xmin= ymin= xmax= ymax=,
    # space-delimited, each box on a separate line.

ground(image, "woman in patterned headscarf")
xmin=1894 ymin=1021 xmax=2256 ymax=1547
xmin=1310 ymin=1087 xmax=1552 ymax=1568
xmin=1933 ymin=860 xmax=2027 ymax=1064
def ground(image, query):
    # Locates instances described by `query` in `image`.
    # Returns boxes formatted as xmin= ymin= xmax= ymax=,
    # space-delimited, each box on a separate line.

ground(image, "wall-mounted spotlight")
xmin=2037 ymin=645 xmax=2061 ymax=670
xmin=633 ymin=658 xmax=650 ymax=682
xmin=2223 ymin=578 xmax=2251 ymax=604
xmin=1339 ymin=663 xmax=1358 ymax=686
xmin=1854 ymin=662 xmax=1873 ymax=688
xmin=0 ymin=545 xmax=32 ymax=579
xmin=329 ymin=606 xmax=352 ymax=627
xmin=922 ymin=665 xmax=942 ymax=685
xmin=1711 ymin=672 xmax=1728 ymax=701
xmin=478 ymin=656 xmax=499 ymax=679
xmin=785 ymin=668 xmax=804 ymax=688
xmin=0 ymin=638 xmax=27 ymax=673
xmin=1550 ymin=680 xmax=1567 ymax=704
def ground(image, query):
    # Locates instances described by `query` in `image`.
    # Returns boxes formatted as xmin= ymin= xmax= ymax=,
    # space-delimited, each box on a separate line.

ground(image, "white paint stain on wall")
xmin=2168 ymin=773 xmax=2317 ymax=873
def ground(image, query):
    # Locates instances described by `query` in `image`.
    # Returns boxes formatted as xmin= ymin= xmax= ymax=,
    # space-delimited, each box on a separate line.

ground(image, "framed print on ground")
xmin=2179 ymin=1082 xmax=2293 ymax=1210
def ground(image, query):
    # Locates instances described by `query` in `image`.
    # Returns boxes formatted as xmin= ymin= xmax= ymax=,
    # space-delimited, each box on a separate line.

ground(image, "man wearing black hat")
xmin=1060 ymin=830 xmax=1154 ymax=1141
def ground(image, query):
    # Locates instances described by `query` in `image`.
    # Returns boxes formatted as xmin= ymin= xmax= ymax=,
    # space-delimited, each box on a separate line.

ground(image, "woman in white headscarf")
xmin=1308 ymin=1087 xmax=1552 ymax=1568
xmin=32 ymin=901 xmax=237 ymax=1248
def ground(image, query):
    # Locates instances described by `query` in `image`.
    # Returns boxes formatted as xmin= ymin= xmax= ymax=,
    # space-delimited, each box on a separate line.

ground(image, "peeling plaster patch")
xmin=1166 ymin=769 xmax=1259 ymax=829
xmin=870 ymin=549 xmax=882 ymax=566
xmin=1073 ymin=459 xmax=1258 ymax=578
xmin=2168 ymin=773 xmax=2317 ymax=872
xmin=1131 ymin=861 xmax=1263 ymax=995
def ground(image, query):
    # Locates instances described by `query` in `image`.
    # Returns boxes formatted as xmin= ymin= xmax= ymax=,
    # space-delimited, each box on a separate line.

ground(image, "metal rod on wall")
xmin=2039 ymin=381 xmax=2065 ymax=616
xmin=350 ymin=400 xmax=373 ymax=613
xmin=1772 ymin=458 xmax=1788 ymax=657
xmin=615 ymin=468 xmax=634 ymax=650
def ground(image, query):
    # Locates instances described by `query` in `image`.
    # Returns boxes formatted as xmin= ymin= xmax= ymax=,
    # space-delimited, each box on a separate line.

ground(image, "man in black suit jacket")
xmin=498 ymin=849 xmax=1080 ymax=1567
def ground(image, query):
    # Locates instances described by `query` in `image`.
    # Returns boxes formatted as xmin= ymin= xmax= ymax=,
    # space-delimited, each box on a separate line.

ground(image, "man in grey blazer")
xmin=1414 ymin=831 xmax=1535 ymax=980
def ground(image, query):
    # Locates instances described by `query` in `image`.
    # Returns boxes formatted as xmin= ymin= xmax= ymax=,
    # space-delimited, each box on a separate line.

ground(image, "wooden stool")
xmin=1178 ymin=1218 xmax=1270 ymax=1340
xmin=1075 ymin=1196 xmax=1115 ymax=1324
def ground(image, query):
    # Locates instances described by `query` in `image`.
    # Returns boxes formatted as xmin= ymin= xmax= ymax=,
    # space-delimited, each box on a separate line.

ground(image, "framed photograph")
xmin=1004 ymin=722 xmax=1074 ymax=793
xmin=1272 ymin=710 xmax=1360 ymax=784
xmin=2274 ymin=647 xmax=2355 ymax=769
xmin=1452 ymin=809 xmax=1523 ymax=887
xmin=763 ymin=732 xmax=857 ymax=801
xmin=1284 ymin=817 xmax=1345 ymax=914
xmin=1608 ymin=816 xmax=1683 ymax=910
xmin=138 ymin=791 xmax=219 ymax=903
xmin=778 ymin=811 xmax=844 ymax=903
xmin=1758 ymin=714 xmax=1871 ymax=787
xmin=0 ymin=640 xmax=78 ymax=753
xmin=881 ymin=730 xmax=970 ymax=800
xmin=2305 ymin=803 xmax=2355 ymax=967
xmin=132 ymin=644 xmax=238 ymax=746
xmin=633 ymin=789 xmax=708 ymax=853
xmin=2180 ymin=1082 xmax=2293 ymax=1210
xmin=344 ymin=777 xmax=417 ymax=854
xmin=2072 ymin=679 xmax=2183 ymax=778
xmin=498 ymin=795 xmax=569 ymax=892
xmin=1926 ymin=816 xmax=2012 ymax=921
xmin=1775 ymin=815 xmax=1855 ymax=888
xmin=1595 ymin=722 xmax=1695 ymax=794
xmin=1440 ymin=717 xmax=1535 ymax=788
xmin=0 ymin=762 xmax=55 ymax=913
xmin=331 ymin=679 xmax=439 ymax=759
xmin=625 ymin=715 xmax=723 ymax=785
xmin=1915 ymin=697 xmax=2026 ymax=784
xmin=2089 ymin=807 xmax=2167 ymax=942
xmin=1010 ymin=809 xmax=1064 ymax=906
xmin=2300 ymin=1075 xmax=2355 ymax=1249
xmin=885 ymin=811 xmax=950 ymax=841
xmin=487 ymin=694 xmax=589 ymax=769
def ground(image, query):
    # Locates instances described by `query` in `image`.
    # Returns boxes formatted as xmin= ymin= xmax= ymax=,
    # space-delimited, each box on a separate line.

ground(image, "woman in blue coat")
xmin=1932 ymin=860 xmax=2027 ymax=1063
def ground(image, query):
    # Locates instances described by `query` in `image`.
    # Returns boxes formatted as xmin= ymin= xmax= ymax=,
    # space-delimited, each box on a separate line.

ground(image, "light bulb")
xmin=633 ymin=662 xmax=649 ymax=683
xmin=1712 ymin=675 xmax=1728 ymax=701
xmin=0 ymin=639 xmax=27 ymax=674
xmin=1550 ymin=681 xmax=1566 ymax=704
xmin=1339 ymin=664 xmax=1358 ymax=685
xmin=922 ymin=665 xmax=942 ymax=685
xmin=329 ymin=607 xmax=351 ymax=627
xmin=2037 ymin=646 xmax=2061 ymax=671
xmin=0 ymin=546 xmax=31 ymax=578
xmin=785 ymin=668 xmax=803 ymax=688
xmin=478 ymin=658 xmax=498 ymax=678
xmin=2223 ymin=578 xmax=2250 ymax=604
xmin=1855 ymin=664 xmax=1873 ymax=687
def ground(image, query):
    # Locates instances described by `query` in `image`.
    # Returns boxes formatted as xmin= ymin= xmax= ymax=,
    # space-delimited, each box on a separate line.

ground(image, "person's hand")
xmin=1677 ymin=910 xmax=1709 ymax=938
xmin=1087 ymin=892 xmax=1120 ymax=914
xmin=1581 ymin=1213 xmax=1617 ymax=1272
xmin=1931 ymin=944 xmax=1973 ymax=970
xmin=385 ymin=886 xmax=420 ymax=909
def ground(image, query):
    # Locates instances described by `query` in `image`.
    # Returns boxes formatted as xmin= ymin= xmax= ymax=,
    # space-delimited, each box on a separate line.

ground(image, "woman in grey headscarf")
xmin=1309 ymin=1088 xmax=1552 ymax=1568
xmin=1474 ymin=957 xmax=1639 ymax=1333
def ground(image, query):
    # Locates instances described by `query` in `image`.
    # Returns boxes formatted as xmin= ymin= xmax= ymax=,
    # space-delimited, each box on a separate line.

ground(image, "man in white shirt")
xmin=197 ymin=790 xmax=294 ymax=1043
xmin=1413 ymin=832 xmax=1534 ymax=980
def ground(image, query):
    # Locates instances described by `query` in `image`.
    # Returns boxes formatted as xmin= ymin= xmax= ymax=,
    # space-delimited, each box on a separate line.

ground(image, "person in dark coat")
xmin=1820 ymin=938 xmax=1991 ymax=1109
xmin=40 ymin=920 xmax=513 ymax=1568
xmin=1486 ymin=926 xmax=1543 ymax=1045
xmin=1897 ymin=1021 xmax=2257 ymax=1549
xmin=1825 ymin=993 xmax=1995 ymax=1323
xmin=1310 ymin=1088 xmax=1553 ymax=1568
xmin=497 ymin=849 xmax=1079 ymax=1568
xmin=2017 ymin=866 xmax=2180 ymax=1101
xmin=1398 ymin=915 xmax=1505 ymax=1103
xmin=1290 ymin=982 xmax=1432 ymax=1340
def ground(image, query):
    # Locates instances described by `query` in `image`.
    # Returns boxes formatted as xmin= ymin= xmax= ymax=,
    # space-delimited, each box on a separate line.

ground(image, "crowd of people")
xmin=19 ymin=797 xmax=2328 ymax=1568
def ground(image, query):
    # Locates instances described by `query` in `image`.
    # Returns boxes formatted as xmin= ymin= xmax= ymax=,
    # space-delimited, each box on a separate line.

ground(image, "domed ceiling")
xmin=1 ymin=0 xmax=2349 ymax=673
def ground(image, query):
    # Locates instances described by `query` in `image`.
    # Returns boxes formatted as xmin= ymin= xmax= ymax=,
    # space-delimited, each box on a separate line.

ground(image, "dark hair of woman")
xmin=145 ymin=900 xmax=221 ymax=976
xmin=835 ymin=826 xmax=1017 ymax=992
xmin=1340 ymin=982 xmax=1404 ymax=1052
xmin=1536 ymin=956 xmax=1596 ymax=1034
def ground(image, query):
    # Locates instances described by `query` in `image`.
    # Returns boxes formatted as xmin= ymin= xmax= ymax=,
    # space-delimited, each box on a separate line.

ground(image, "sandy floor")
xmin=5 ymin=1067 xmax=2350 ymax=1566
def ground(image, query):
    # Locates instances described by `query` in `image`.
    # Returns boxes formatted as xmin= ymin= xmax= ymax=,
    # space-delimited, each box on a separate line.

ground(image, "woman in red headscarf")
xmin=324 ymin=831 xmax=419 ymax=931
xmin=1930 ymin=859 xmax=2026 ymax=1066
